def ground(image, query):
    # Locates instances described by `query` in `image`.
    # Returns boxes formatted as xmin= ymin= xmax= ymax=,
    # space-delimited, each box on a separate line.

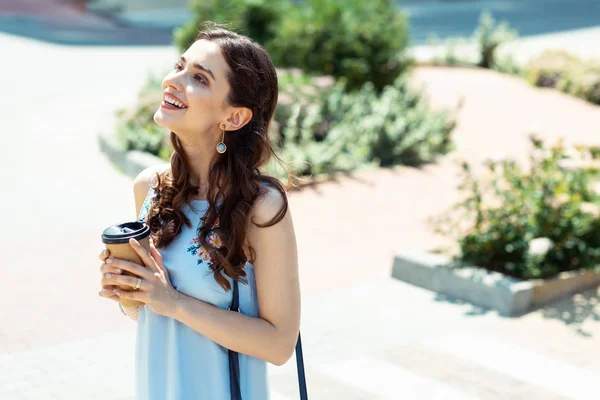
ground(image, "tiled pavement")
xmin=2 ymin=278 xmax=599 ymax=399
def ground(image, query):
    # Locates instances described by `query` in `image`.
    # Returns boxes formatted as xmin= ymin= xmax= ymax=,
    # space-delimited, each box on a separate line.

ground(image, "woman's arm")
xmin=170 ymin=187 xmax=301 ymax=366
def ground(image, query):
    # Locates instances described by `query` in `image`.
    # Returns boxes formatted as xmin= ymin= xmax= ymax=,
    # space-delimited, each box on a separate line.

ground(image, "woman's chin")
xmin=153 ymin=111 xmax=172 ymax=129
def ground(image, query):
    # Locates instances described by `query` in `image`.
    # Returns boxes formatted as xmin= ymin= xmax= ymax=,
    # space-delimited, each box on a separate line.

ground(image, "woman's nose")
xmin=163 ymin=73 xmax=183 ymax=92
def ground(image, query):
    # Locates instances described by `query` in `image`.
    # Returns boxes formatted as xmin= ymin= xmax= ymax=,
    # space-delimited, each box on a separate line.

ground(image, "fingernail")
xmin=115 ymin=268 xmax=122 ymax=274
xmin=113 ymin=290 xmax=120 ymax=296
xmin=102 ymin=250 xmax=108 ymax=256
xmin=105 ymin=273 xmax=113 ymax=278
xmin=106 ymin=258 xmax=113 ymax=264
xmin=130 ymin=238 xmax=139 ymax=246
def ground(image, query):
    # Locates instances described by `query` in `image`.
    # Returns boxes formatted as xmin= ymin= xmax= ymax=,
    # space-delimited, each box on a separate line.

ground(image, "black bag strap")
xmin=229 ymin=280 xmax=308 ymax=400
xmin=228 ymin=280 xmax=242 ymax=400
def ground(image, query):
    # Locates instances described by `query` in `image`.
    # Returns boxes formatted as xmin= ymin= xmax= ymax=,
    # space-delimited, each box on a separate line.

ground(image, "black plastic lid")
xmin=101 ymin=221 xmax=150 ymax=244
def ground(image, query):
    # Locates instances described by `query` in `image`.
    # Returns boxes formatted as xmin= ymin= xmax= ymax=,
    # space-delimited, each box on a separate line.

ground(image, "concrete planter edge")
xmin=391 ymin=249 xmax=600 ymax=316
xmin=98 ymin=131 xmax=163 ymax=178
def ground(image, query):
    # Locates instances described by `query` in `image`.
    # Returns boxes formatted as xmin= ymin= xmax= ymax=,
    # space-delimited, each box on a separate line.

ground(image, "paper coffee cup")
xmin=101 ymin=221 xmax=151 ymax=308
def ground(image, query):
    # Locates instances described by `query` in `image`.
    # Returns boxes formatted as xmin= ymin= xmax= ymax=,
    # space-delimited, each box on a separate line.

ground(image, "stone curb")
xmin=97 ymin=130 xmax=163 ymax=178
xmin=391 ymin=249 xmax=600 ymax=316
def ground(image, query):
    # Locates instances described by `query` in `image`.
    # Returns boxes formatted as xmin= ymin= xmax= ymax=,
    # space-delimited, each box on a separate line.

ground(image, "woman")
xmin=97 ymin=26 xmax=301 ymax=399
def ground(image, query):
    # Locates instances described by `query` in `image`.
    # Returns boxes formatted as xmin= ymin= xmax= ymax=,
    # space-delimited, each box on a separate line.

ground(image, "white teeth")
xmin=163 ymin=95 xmax=186 ymax=108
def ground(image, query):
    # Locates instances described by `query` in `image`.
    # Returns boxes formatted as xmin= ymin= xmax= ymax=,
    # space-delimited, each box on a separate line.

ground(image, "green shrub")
xmin=556 ymin=63 xmax=600 ymax=105
xmin=115 ymin=122 xmax=164 ymax=155
xmin=474 ymin=10 xmax=518 ymax=69
xmin=174 ymin=0 xmax=287 ymax=52
xmin=275 ymin=74 xmax=455 ymax=176
xmin=526 ymin=50 xmax=581 ymax=88
xmin=426 ymin=35 xmax=475 ymax=67
xmin=433 ymin=136 xmax=600 ymax=280
xmin=115 ymin=74 xmax=167 ymax=155
xmin=491 ymin=54 xmax=524 ymax=77
xmin=267 ymin=0 xmax=410 ymax=92
xmin=526 ymin=51 xmax=600 ymax=105
xmin=425 ymin=11 xmax=519 ymax=72
xmin=115 ymin=69 xmax=454 ymax=178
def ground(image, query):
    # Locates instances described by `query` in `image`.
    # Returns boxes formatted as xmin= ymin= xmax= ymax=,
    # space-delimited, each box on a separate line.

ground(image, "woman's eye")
xmin=174 ymin=63 xmax=183 ymax=71
xmin=194 ymin=75 xmax=206 ymax=84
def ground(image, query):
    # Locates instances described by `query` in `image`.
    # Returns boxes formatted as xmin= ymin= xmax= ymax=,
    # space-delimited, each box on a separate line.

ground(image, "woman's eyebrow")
xmin=180 ymin=56 xmax=216 ymax=81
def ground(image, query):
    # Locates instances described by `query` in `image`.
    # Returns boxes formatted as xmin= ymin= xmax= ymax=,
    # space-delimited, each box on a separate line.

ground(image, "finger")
xmin=128 ymin=238 xmax=159 ymax=273
xmin=149 ymin=241 xmax=162 ymax=261
xmin=102 ymin=274 xmax=146 ymax=290
xmin=98 ymin=287 xmax=120 ymax=302
xmin=101 ymin=284 xmax=117 ymax=290
xmin=147 ymin=242 xmax=170 ymax=283
xmin=113 ymin=288 xmax=145 ymax=302
xmin=105 ymin=257 xmax=153 ymax=280
xmin=149 ymin=243 xmax=167 ymax=273
xmin=100 ymin=263 xmax=122 ymax=275
xmin=99 ymin=249 xmax=111 ymax=261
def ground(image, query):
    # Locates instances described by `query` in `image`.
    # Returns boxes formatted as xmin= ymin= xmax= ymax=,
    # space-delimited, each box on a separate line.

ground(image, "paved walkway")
xmin=2 ymin=279 xmax=599 ymax=399
xmin=1 ymin=29 xmax=600 ymax=399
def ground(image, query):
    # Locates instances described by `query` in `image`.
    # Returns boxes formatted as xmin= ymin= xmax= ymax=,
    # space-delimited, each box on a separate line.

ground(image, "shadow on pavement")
xmin=433 ymin=286 xmax=600 ymax=328
xmin=291 ymin=169 xmax=377 ymax=196
xmin=433 ymin=293 xmax=493 ymax=316
xmin=537 ymin=286 xmax=600 ymax=337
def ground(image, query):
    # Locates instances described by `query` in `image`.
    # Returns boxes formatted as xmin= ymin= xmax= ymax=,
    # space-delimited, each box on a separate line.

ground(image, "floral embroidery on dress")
xmin=186 ymin=216 xmax=222 ymax=267
xmin=138 ymin=188 xmax=156 ymax=222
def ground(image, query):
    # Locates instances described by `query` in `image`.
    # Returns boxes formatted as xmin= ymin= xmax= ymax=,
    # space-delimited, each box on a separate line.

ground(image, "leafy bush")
xmin=556 ymin=63 xmax=600 ymax=105
xmin=425 ymin=11 xmax=519 ymax=73
xmin=426 ymin=35 xmax=476 ymax=67
xmin=174 ymin=0 xmax=287 ymax=52
xmin=475 ymin=10 xmax=517 ymax=69
xmin=115 ymin=74 xmax=167 ymax=156
xmin=526 ymin=51 xmax=600 ymax=105
xmin=433 ymin=136 xmax=600 ymax=280
xmin=526 ymin=51 xmax=581 ymax=88
xmin=115 ymin=69 xmax=454 ymax=178
xmin=275 ymin=73 xmax=455 ymax=176
xmin=491 ymin=53 xmax=524 ymax=77
xmin=267 ymin=0 xmax=410 ymax=92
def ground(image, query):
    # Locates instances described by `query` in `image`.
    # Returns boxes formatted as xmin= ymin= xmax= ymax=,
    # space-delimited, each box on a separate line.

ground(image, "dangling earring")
xmin=216 ymin=124 xmax=227 ymax=154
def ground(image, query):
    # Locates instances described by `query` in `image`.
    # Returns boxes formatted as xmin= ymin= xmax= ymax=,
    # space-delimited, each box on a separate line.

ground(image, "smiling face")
xmin=153 ymin=40 xmax=232 ymax=140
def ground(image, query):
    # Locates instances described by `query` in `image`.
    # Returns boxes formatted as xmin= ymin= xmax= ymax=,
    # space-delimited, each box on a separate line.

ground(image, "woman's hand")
xmin=98 ymin=248 xmax=123 ymax=303
xmin=102 ymin=238 xmax=181 ymax=318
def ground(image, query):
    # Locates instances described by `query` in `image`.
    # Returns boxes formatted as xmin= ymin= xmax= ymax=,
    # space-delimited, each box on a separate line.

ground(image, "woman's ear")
xmin=225 ymin=107 xmax=253 ymax=131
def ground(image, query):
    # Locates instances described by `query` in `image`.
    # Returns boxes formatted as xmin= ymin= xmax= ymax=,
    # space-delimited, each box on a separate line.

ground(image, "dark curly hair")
xmin=146 ymin=26 xmax=288 ymax=291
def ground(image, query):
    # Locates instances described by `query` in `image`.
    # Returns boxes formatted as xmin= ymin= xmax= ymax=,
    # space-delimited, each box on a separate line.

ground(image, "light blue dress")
xmin=134 ymin=188 xmax=269 ymax=400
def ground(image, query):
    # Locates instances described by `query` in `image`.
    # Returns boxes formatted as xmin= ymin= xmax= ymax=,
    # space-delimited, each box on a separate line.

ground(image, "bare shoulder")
xmin=133 ymin=163 xmax=168 ymax=193
xmin=133 ymin=163 xmax=170 ymax=216
xmin=250 ymin=182 xmax=290 ymax=226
